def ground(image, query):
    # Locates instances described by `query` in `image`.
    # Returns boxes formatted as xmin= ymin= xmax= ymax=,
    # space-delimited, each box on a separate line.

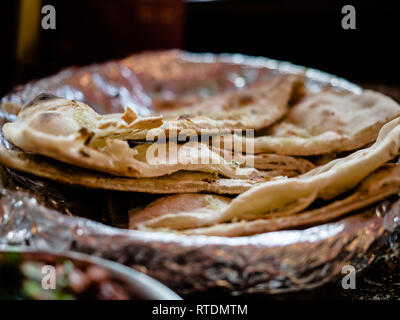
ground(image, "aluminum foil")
xmin=0 ymin=50 xmax=398 ymax=296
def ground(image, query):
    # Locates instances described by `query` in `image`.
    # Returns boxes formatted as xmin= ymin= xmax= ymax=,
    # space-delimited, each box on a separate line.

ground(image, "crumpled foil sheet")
xmin=0 ymin=50 xmax=398 ymax=296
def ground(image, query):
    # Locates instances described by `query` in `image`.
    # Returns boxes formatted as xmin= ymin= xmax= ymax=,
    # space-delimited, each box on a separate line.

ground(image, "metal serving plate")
xmin=0 ymin=246 xmax=181 ymax=300
xmin=0 ymin=50 xmax=399 ymax=296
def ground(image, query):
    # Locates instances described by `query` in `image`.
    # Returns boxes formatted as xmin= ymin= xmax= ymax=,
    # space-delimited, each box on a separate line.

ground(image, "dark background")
xmin=0 ymin=0 xmax=399 ymax=95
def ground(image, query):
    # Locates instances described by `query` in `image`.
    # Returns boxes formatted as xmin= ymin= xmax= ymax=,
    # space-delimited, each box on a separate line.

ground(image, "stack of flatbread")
xmin=1 ymin=73 xmax=400 ymax=237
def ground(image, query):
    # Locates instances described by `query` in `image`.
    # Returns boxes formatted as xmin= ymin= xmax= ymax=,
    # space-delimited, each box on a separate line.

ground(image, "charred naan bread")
xmin=152 ymin=74 xmax=305 ymax=132
xmin=130 ymin=164 xmax=400 ymax=236
xmin=2 ymin=95 xmax=260 ymax=179
xmin=132 ymin=117 xmax=400 ymax=230
xmin=217 ymin=89 xmax=400 ymax=155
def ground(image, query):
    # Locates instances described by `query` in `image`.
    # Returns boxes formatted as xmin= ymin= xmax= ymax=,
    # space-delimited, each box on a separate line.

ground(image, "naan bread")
xmin=213 ymin=147 xmax=314 ymax=173
xmin=217 ymin=89 xmax=400 ymax=155
xmin=161 ymin=74 xmax=305 ymax=129
xmin=5 ymin=93 xmax=163 ymax=143
xmin=130 ymin=164 xmax=400 ymax=236
xmin=141 ymin=74 xmax=305 ymax=135
xmin=2 ymin=95 xmax=259 ymax=179
xmin=130 ymin=194 xmax=230 ymax=227
xmin=135 ymin=117 xmax=400 ymax=230
xmin=0 ymin=143 xmax=267 ymax=194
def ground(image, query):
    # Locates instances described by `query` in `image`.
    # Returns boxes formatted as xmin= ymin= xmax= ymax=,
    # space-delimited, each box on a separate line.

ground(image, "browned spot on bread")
xmin=78 ymin=128 xmax=95 ymax=145
xmin=238 ymin=94 xmax=254 ymax=106
xmin=79 ymin=149 xmax=90 ymax=157
xmin=122 ymin=108 xmax=137 ymax=124
xmin=99 ymin=122 xmax=116 ymax=129
xmin=178 ymin=114 xmax=191 ymax=120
